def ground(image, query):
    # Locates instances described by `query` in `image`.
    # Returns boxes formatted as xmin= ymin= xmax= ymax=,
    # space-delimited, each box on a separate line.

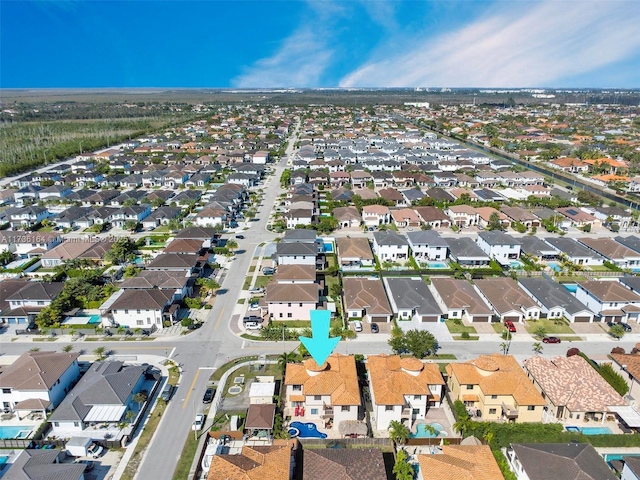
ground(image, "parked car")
xmin=352 ymin=321 xmax=363 ymax=332
xmin=187 ymin=322 xmax=202 ymax=330
xmin=608 ymin=321 xmax=632 ymax=332
xmin=160 ymin=383 xmax=174 ymax=402
xmin=248 ymin=303 xmax=260 ymax=311
xmin=192 ymin=413 xmax=205 ymax=431
xmin=235 ymin=235 xmax=245 ymax=239
xmin=504 ymin=320 xmax=516 ymax=333
xmin=87 ymin=443 xmax=104 ymax=458
xmin=542 ymin=336 xmax=561 ymax=344
xmin=370 ymin=323 xmax=379 ymax=334
xmin=248 ymin=287 xmax=265 ymax=294
xmin=202 ymin=388 xmax=215 ymax=404
xmin=262 ymin=267 xmax=275 ymax=275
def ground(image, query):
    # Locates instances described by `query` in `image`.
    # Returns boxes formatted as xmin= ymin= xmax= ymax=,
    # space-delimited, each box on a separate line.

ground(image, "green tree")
xmin=0 ymin=249 xmax=14 ymax=266
xmin=486 ymin=212 xmax=504 ymax=231
xmin=388 ymin=420 xmax=410 ymax=446
xmin=532 ymin=342 xmax=543 ymax=355
xmin=124 ymin=220 xmax=140 ymax=232
xmin=93 ymin=346 xmax=106 ymax=361
xmin=610 ymin=324 xmax=626 ymax=340
xmin=402 ymin=329 xmax=439 ymax=358
xmin=196 ymin=278 xmax=220 ymax=297
xmin=132 ymin=392 xmax=148 ymax=409
xmin=533 ymin=326 xmax=547 ymax=340
xmin=277 ymin=351 xmax=299 ymax=373
xmin=392 ymin=449 xmax=414 ymax=480
xmin=62 ymin=344 xmax=74 ymax=353
xmin=181 ymin=317 xmax=194 ymax=327
xmin=105 ymin=237 xmax=137 ymax=264
xmin=125 ymin=410 xmax=136 ymax=423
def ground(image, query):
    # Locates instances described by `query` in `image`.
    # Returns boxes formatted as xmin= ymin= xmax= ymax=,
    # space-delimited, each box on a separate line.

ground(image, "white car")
xmin=192 ymin=413 xmax=205 ymax=431
xmin=248 ymin=303 xmax=260 ymax=311
xmin=352 ymin=321 xmax=363 ymax=332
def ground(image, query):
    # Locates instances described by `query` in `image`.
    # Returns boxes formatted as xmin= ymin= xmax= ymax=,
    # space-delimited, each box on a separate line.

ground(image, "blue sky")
xmin=2 ymin=0 xmax=640 ymax=89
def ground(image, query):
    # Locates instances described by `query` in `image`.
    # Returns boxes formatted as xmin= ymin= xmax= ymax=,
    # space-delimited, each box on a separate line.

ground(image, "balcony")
xmin=323 ymin=407 xmax=334 ymax=418
xmin=401 ymin=407 xmax=411 ymax=417
xmin=502 ymin=402 xmax=518 ymax=419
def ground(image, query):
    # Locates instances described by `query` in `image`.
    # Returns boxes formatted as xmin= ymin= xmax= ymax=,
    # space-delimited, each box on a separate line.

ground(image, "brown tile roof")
xmin=446 ymin=355 xmax=545 ymax=406
xmin=285 ymin=355 xmax=361 ymax=406
xmin=474 ymin=278 xmax=537 ymax=315
xmin=265 ymin=283 xmax=319 ymax=303
xmin=417 ymin=445 xmax=504 ymax=480
xmin=378 ymin=188 xmax=404 ymax=201
xmin=40 ymin=240 xmax=94 ymax=261
xmin=413 ymin=206 xmax=450 ymax=222
xmin=610 ymin=352 xmax=640 ymax=382
xmin=207 ymin=442 xmax=293 ymax=480
xmin=245 ymin=404 xmax=276 ymax=430
xmin=523 ymin=355 xmax=626 ymax=412
xmin=302 ymin=448 xmax=387 ymax=480
xmin=343 ymin=278 xmax=392 ymax=316
xmin=362 ymin=205 xmax=391 ymax=215
xmin=336 ymin=237 xmax=373 ymax=261
xmin=431 ymin=278 xmax=493 ymax=316
xmin=0 ymin=351 xmax=79 ymax=390
xmin=110 ymin=289 xmax=173 ymax=310
xmin=577 ymin=237 xmax=640 ymax=260
xmin=273 ymin=265 xmax=316 ymax=282
xmin=577 ymin=280 xmax=640 ymax=302
xmin=163 ymin=238 xmax=204 ymax=254
xmin=390 ymin=208 xmax=421 ymax=223
xmin=333 ymin=206 xmax=361 ymax=222
xmin=367 ymin=354 xmax=444 ymax=405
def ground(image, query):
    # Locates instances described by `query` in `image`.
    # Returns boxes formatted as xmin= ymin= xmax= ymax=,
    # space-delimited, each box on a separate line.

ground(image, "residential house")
xmin=418 ymin=446 xmax=504 ymax=480
xmin=476 ymin=231 xmax=521 ymax=266
xmin=38 ymin=184 xmax=72 ymax=200
xmin=556 ymin=207 xmax=602 ymax=229
xmin=413 ymin=206 xmax=451 ymax=228
xmin=101 ymin=288 xmax=177 ymax=329
xmin=575 ymin=280 xmax=640 ymax=323
xmin=207 ymin=442 xmax=294 ymax=480
xmin=302 ymin=448 xmax=387 ymax=480
xmin=142 ymin=206 xmax=182 ymax=230
xmin=622 ymin=457 xmax=640 ymax=480
xmin=445 ymin=355 xmax=545 ymax=423
xmin=146 ymin=253 xmax=206 ymax=275
xmin=2 ymin=449 xmax=87 ymax=479
xmin=406 ymin=230 xmax=448 ymax=263
xmin=474 ymin=278 xmax=541 ymax=322
xmin=8 ymin=205 xmax=50 ymax=229
xmin=272 ymin=265 xmax=316 ymax=285
xmin=0 ymin=351 xmax=80 ymax=417
xmin=372 ymin=231 xmax=408 ymax=264
xmin=378 ymin=188 xmax=406 ymax=207
xmin=475 ymin=207 xmax=509 ymax=229
xmin=383 ymin=277 xmax=443 ymax=322
xmin=550 ymin=157 xmax=590 ymax=173
xmin=446 ymin=238 xmax=491 ymax=267
xmin=523 ymin=355 xmax=626 ymax=422
xmin=500 ymin=206 xmax=540 ymax=228
xmin=390 ymin=208 xmax=421 ymax=229
xmin=110 ymin=205 xmax=151 ymax=228
xmin=0 ymin=282 xmax=64 ymax=325
xmin=119 ymin=270 xmax=193 ymax=301
xmin=342 ymin=277 xmax=393 ymax=323
xmin=274 ymin=241 xmax=317 ymax=266
xmin=518 ymin=278 xmax=595 ymax=323
xmin=366 ymin=354 xmax=444 ymax=430
xmin=445 ymin=205 xmax=478 ymax=227
xmin=576 ymin=237 xmax=640 ymax=269
xmin=0 ymin=231 xmax=62 ymax=258
xmin=350 ymin=170 xmax=372 ymax=188
xmin=194 ymin=206 xmax=227 ymax=227
xmin=285 ymin=209 xmax=314 ymax=229
xmin=361 ymin=205 xmax=390 ymax=228
xmin=544 ymin=237 xmax=605 ymax=267
xmin=40 ymin=239 xmax=104 ymax=268
xmin=48 ymin=361 xmax=146 ymax=435
xmin=616 ymin=236 xmax=640 ymax=258
xmin=518 ymin=237 xmax=559 ymax=261
xmin=431 ymin=278 xmax=494 ymax=322
xmin=506 ymin=443 xmax=616 ymax=480
xmin=284 ymin=355 xmax=361 ymax=431
xmin=265 ymin=283 xmax=319 ymax=321
xmin=594 ymin=206 xmax=632 ymax=229
xmin=336 ymin=237 xmax=374 ymax=270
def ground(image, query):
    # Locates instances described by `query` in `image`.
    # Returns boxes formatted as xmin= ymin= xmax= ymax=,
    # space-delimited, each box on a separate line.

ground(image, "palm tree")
xmin=62 ymin=344 xmax=74 ymax=353
xmin=93 ymin=346 xmax=106 ymax=361
xmin=277 ymin=351 xmax=299 ymax=373
xmin=500 ymin=342 xmax=509 ymax=355
xmin=388 ymin=420 xmax=410 ymax=446
xmin=532 ymin=342 xmax=543 ymax=355
xmin=452 ymin=416 xmax=472 ymax=438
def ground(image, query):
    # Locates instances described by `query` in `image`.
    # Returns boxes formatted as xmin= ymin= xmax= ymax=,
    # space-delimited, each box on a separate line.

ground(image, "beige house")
xmin=523 ymin=355 xmax=627 ymax=422
xmin=446 ymin=355 xmax=545 ymax=423
xmin=336 ymin=237 xmax=374 ymax=270
xmin=342 ymin=277 xmax=393 ymax=323
xmin=418 ymin=445 xmax=503 ymax=480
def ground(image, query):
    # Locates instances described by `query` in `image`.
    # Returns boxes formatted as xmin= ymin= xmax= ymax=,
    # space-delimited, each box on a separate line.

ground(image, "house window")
xmin=288 ymin=303 xmax=292 ymax=307
xmin=314 ymin=395 xmax=322 ymax=401
xmin=489 ymin=408 xmax=497 ymax=414
xmin=414 ymin=395 xmax=421 ymax=400
xmin=293 ymin=385 xmax=301 ymax=391
xmin=341 ymin=406 xmax=350 ymax=412
xmin=74 ymin=422 xmax=80 ymax=427
xmin=37 ymin=301 xmax=44 ymax=306
xmin=137 ymin=309 xmax=141 ymax=314
xmin=311 ymin=408 xmax=318 ymax=415
xmin=137 ymin=320 xmax=143 ymax=325
xmin=279 ymin=313 xmax=283 ymax=318
xmin=299 ymin=303 xmax=303 ymax=307
xmin=54 ymin=422 xmax=59 ymax=427
xmin=385 ymin=406 xmax=394 ymax=411
xmin=527 ymin=406 xmax=535 ymax=411
xmin=1 ymin=388 xmax=10 ymax=394
xmin=466 ymin=385 xmax=474 ymax=390
xmin=491 ymin=395 xmax=497 ymax=399
xmin=287 ymin=312 xmax=292 ymax=318
xmin=125 ymin=310 xmax=129 ymax=314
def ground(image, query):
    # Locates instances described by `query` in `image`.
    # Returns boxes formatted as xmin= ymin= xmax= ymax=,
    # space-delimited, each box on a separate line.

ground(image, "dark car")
xmin=370 ymin=324 xmax=379 ymax=333
xmin=187 ymin=322 xmax=202 ymax=330
xmin=203 ymin=387 xmax=215 ymax=404
xmin=504 ymin=320 xmax=516 ymax=333
xmin=608 ymin=321 xmax=632 ymax=332
xmin=542 ymin=336 xmax=561 ymax=344
xmin=235 ymin=235 xmax=245 ymax=239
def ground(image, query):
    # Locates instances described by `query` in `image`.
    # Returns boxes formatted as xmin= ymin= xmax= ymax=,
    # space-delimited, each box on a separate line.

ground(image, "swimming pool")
xmin=0 ymin=455 xmax=8 ymax=465
xmin=62 ymin=314 xmax=101 ymax=325
xmin=288 ymin=421 xmax=327 ymax=439
xmin=323 ymin=243 xmax=334 ymax=253
xmin=427 ymin=261 xmax=448 ymax=269
xmin=604 ymin=453 xmax=640 ymax=462
xmin=410 ymin=422 xmax=446 ymax=438
xmin=0 ymin=426 xmax=32 ymax=439
xmin=563 ymin=283 xmax=578 ymax=293
xmin=565 ymin=425 xmax=612 ymax=435
xmin=509 ymin=261 xmax=524 ymax=269
xmin=547 ymin=261 xmax=561 ymax=272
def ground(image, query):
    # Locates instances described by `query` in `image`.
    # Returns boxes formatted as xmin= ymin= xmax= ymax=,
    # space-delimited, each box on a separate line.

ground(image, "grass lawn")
xmin=248 ymin=265 xmax=256 ymax=273
xmin=210 ymin=356 xmax=259 ymax=382
xmin=237 ymin=299 xmax=246 ymax=304
xmin=325 ymin=274 xmax=340 ymax=300
xmin=524 ymin=318 xmax=575 ymax=335
xmin=152 ymin=225 xmax=171 ymax=233
xmin=253 ymin=276 xmax=271 ymax=289
xmin=171 ymin=430 xmax=202 ymax=480
xmin=240 ymin=333 xmax=263 ymax=341
xmin=587 ymin=265 xmax=614 ymax=272
xmin=242 ymin=277 xmax=251 ymax=290
xmin=557 ymin=335 xmax=583 ymax=341
xmin=444 ymin=319 xmax=478 ymax=335
xmin=492 ymin=323 xmax=507 ymax=334
xmin=555 ymin=275 xmax=588 ymax=282
xmin=452 ymin=335 xmax=480 ymax=341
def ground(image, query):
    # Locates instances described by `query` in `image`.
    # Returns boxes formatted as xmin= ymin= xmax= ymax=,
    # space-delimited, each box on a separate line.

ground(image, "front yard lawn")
xmin=524 ymin=318 xmax=575 ymax=335
xmin=444 ymin=319 xmax=478 ymax=335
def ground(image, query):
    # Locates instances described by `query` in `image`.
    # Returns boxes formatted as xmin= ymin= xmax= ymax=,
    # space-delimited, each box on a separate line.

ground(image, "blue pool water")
xmin=547 ymin=261 xmax=561 ymax=272
xmin=0 ymin=455 xmax=8 ymax=465
xmin=604 ymin=453 xmax=640 ymax=462
xmin=510 ymin=261 xmax=524 ymax=269
xmin=288 ymin=421 xmax=327 ymax=439
xmin=427 ymin=261 xmax=448 ymax=269
xmin=563 ymin=283 xmax=578 ymax=293
xmin=566 ymin=425 xmax=612 ymax=435
xmin=323 ymin=243 xmax=334 ymax=253
xmin=0 ymin=426 xmax=32 ymax=439
xmin=410 ymin=422 xmax=446 ymax=439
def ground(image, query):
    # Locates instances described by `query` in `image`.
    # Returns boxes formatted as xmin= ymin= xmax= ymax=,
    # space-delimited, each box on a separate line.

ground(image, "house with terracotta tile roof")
xmin=418 ymin=445 xmax=503 ymax=480
xmin=206 ymin=441 xmax=294 ymax=480
xmin=342 ymin=277 xmax=393 ymax=323
xmin=366 ymin=354 xmax=444 ymax=431
xmin=576 ymin=237 xmax=640 ymax=269
xmin=474 ymin=278 xmax=541 ymax=323
xmin=336 ymin=237 xmax=374 ymax=270
xmin=390 ymin=208 xmax=421 ymax=228
xmin=556 ymin=207 xmax=602 ymax=230
xmin=413 ymin=206 xmax=451 ymax=228
xmin=444 ymin=205 xmax=478 ymax=227
xmin=550 ymin=157 xmax=589 ymax=173
xmin=284 ymin=355 xmax=361 ymax=432
xmin=523 ymin=355 xmax=626 ymax=422
xmin=361 ymin=205 xmax=391 ymax=228
xmin=446 ymin=355 xmax=545 ymax=423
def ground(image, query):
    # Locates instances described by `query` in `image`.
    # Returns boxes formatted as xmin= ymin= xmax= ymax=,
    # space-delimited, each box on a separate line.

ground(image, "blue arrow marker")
xmin=300 ymin=309 xmax=340 ymax=367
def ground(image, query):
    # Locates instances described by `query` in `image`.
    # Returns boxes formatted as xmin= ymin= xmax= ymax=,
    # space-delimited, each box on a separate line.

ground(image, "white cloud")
xmin=233 ymin=28 xmax=333 ymax=88
xmin=340 ymin=0 xmax=640 ymax=87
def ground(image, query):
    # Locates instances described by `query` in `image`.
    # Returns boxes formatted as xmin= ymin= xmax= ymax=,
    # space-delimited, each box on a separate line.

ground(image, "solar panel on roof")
xmin=566 ymin=209 xmax=579 ymax=215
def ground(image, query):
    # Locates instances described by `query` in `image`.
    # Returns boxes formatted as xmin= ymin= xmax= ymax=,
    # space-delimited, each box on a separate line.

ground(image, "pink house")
xmin=265 ymin=283 xmax=319 ymax=321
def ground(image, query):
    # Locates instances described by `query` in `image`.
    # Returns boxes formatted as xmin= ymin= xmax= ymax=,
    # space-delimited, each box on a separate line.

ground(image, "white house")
xmin=0 ymin=351 xmax=80 ymax=417
xmin=361 ymin=205 xmax=391 ymax=228
xmin=406 ymin=230 xmax=449 ymax=263
xmin=0 ymin=231 xmax=62 ymax=259
xmin=253 ymin=151 xmax=270 ymax=164
xmin=476 ymin=231 xmax=521 ymax=265
xmin=575 ymin=280 xmax=640 ymax=324
xmin=274 ymin=242 xmax=317 ymax=266
xmin=367 ymin=355 xmax=444 ymax=431
xmin=100 ymin=289 xmax=177 ymax=329
xmin=372 ymin=231 xmax=409 ymax=263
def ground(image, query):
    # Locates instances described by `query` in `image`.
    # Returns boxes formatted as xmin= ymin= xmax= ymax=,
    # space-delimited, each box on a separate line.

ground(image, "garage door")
xmin=421 ymin=315 xmax=439 ymax=322
xmin=472 ymin=316 xmax=490 ymax=323
xmin=503 ymin=316 xmax=520 ymax=323
xmin=370 ymin=316 xmax=389 ymax=323
xmin=573 ymin=316 xmax=591 ymax=323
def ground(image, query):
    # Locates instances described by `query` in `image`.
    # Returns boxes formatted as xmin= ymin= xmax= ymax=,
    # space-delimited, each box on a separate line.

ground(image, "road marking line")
xmin=182 ymin=368 xmax=201 ymax=409
xmin=241 ymin=340 xmax=246 ymax=349
xmin=214 ymin=307 xmax=225 ymax=331
xmin=169 ymin=347 xmax=176 ymax=358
